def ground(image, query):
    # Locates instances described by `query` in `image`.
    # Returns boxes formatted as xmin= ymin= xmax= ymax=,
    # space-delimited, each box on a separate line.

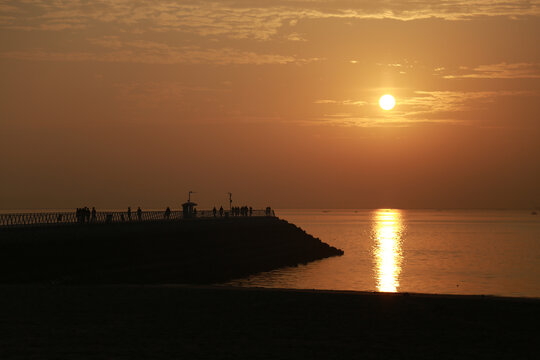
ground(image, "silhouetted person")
xmin=219 ymin=206 xmax=224 ymax=217
xmin=127 ymin=207 xmax=132 ymax=221
xmin=76 ymin=207 xmax=88 ymax=223
xmin=165 ymin=207 xmax=171 ymax=219
xmin=213 ymin=206 xmax=217 ymax=217
xmin=91 ymin=207 xmax=96 ymax=222
xmin=137 ymin=207 xmax=142 ymax=221
xmin=249 ymin=206 xmax=253 ymax=216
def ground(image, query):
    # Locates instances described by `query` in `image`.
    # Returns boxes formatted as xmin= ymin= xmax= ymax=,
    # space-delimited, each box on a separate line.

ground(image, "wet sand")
xmin=1 ymin=285 xmax=538 ymax=359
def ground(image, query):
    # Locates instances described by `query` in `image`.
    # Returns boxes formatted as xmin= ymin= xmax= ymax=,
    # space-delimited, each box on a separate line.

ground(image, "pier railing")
xmin=0 ymin=209 xmax=272 ymax=228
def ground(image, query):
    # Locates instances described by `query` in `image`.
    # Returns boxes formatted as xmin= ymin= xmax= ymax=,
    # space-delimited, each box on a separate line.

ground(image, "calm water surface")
xmin=226 ymin=209 xmax=540 ymax=298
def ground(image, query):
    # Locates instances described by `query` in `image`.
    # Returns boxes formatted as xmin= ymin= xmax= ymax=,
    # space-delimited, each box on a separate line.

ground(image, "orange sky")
xmin=1 ymin=1 xmax=539 ymax=209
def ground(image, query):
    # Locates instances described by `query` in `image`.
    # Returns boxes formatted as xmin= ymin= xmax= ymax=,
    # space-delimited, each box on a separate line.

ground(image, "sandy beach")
xmin=0 ymin=285 xmax=538 ymax=359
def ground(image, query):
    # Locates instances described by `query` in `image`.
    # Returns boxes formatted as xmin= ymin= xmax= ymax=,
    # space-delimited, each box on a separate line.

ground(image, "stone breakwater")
xmin=0 ymin=217 xmax=343 ymax=284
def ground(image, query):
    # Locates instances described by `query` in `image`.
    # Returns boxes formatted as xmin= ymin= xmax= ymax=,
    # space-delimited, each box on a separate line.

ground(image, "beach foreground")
xmin=1 ymin=285 xmax=538 ymax=359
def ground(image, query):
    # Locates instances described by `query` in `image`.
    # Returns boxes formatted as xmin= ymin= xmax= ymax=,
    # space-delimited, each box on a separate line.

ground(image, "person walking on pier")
xmin=219 ymin=206 xmax=224 ymax=217
xmin=91 ymin=207 xmax=96 ymax=222
xmin=213 ymin=206 xmax=217 ymax=217
xmin=137 ymin=207 xmax=142 ymax=221
xmin=164 ymin=207 xmax=171 ymax=219
xmin=127 ymin=207 xmax=132 ymax=221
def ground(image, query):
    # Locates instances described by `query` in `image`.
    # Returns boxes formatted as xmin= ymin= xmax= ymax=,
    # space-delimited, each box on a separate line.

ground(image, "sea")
xmin=226 ymin=209 xmax=540 ymax=298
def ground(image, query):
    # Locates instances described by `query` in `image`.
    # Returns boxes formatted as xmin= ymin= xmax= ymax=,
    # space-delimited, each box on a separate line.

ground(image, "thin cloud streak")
xmin=314 ymin=99 xmax=368 ymax=106
xmin=0 ymin=43 xmax=320 ymax=65
xmin=309 ymin=115 xmax=463 ymax=128
xmin=441 ymin=62 xmax=540 ymax=79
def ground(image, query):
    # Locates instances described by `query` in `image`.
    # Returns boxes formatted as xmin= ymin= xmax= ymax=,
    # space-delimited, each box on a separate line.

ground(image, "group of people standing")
xmin=75 ymin=207 xmax=96 ymax=223
xmin=233 ymin=206 xmax=252 ymax=216
xmin=212 ymin=206 xmax=253 ymax=217
xmin=127 ymin=206 xmax=143 ymax=221
xmin=76 ymin=204 xmax=268 ymax=224
xmin=75 ymin=206 xmax=142 ymax=223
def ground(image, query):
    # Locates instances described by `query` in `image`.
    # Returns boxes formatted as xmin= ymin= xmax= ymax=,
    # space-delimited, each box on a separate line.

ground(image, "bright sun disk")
xmin=379 ymin=94 xmax=396 ymax=110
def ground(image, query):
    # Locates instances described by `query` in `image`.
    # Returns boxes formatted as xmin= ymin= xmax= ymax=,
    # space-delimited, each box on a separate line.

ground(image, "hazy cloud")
xmin=390 ymin=90 xmax=539 ymax=118
xmin=1 ymin=1 xmax=539 ymax=40
xmin=313 ymin=114 xmax=461 ymax=128
xmin=314 ymin=99 xmax=368 ymax=106
xmin=441 ymin=62 xmax=540 ymax=79
xmin=315 ymin=89 xmax=539 ymax=127
xmin=286 ymin=32 xmax=306 ymax=41
xmin=0 ymin=39 xmax=319 ymax=65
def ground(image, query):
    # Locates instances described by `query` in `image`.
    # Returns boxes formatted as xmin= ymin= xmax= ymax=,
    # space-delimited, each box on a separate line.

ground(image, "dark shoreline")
xmin=1 ymin=285 xmax=539 ymax=359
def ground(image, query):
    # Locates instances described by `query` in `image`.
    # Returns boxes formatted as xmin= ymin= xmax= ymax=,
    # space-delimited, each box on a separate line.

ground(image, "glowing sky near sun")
xmin=0 ymin=1 xmax=539 ymax=209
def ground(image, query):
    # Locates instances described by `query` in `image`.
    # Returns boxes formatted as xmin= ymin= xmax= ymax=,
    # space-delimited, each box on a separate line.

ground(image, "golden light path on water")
xmin=373 ymin=209 xmax=404 ymax=292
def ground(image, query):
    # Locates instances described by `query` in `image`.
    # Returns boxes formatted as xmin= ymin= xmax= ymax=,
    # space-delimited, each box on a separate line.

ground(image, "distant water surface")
xmin=226 ymin=209 xmax=540 ymax=298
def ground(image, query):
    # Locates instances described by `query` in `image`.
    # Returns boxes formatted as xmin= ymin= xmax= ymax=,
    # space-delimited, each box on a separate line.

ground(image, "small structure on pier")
xmin=182 ymin=191 xmax=197 ymax=219
xmin=182 ymin=201 xmax=197 ymax=219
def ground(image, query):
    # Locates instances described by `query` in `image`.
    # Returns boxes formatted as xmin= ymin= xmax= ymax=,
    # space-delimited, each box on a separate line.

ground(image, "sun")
xmin=379 ymin=94 xmax=396 ymax=111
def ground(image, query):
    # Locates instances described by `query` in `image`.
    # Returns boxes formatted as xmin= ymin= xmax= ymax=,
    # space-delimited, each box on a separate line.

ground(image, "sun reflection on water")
xmin=373 ymin=209 xmax=404 ymax=292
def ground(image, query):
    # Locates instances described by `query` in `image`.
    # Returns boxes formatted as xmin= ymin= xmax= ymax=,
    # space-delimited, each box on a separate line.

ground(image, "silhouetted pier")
xmin=0 ymin=209 xmax=273 ymax=228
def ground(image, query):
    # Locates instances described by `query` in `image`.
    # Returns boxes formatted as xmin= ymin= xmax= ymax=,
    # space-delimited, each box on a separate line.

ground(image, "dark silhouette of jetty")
xmin=0 ymin=215 xmax=343 ymax=284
